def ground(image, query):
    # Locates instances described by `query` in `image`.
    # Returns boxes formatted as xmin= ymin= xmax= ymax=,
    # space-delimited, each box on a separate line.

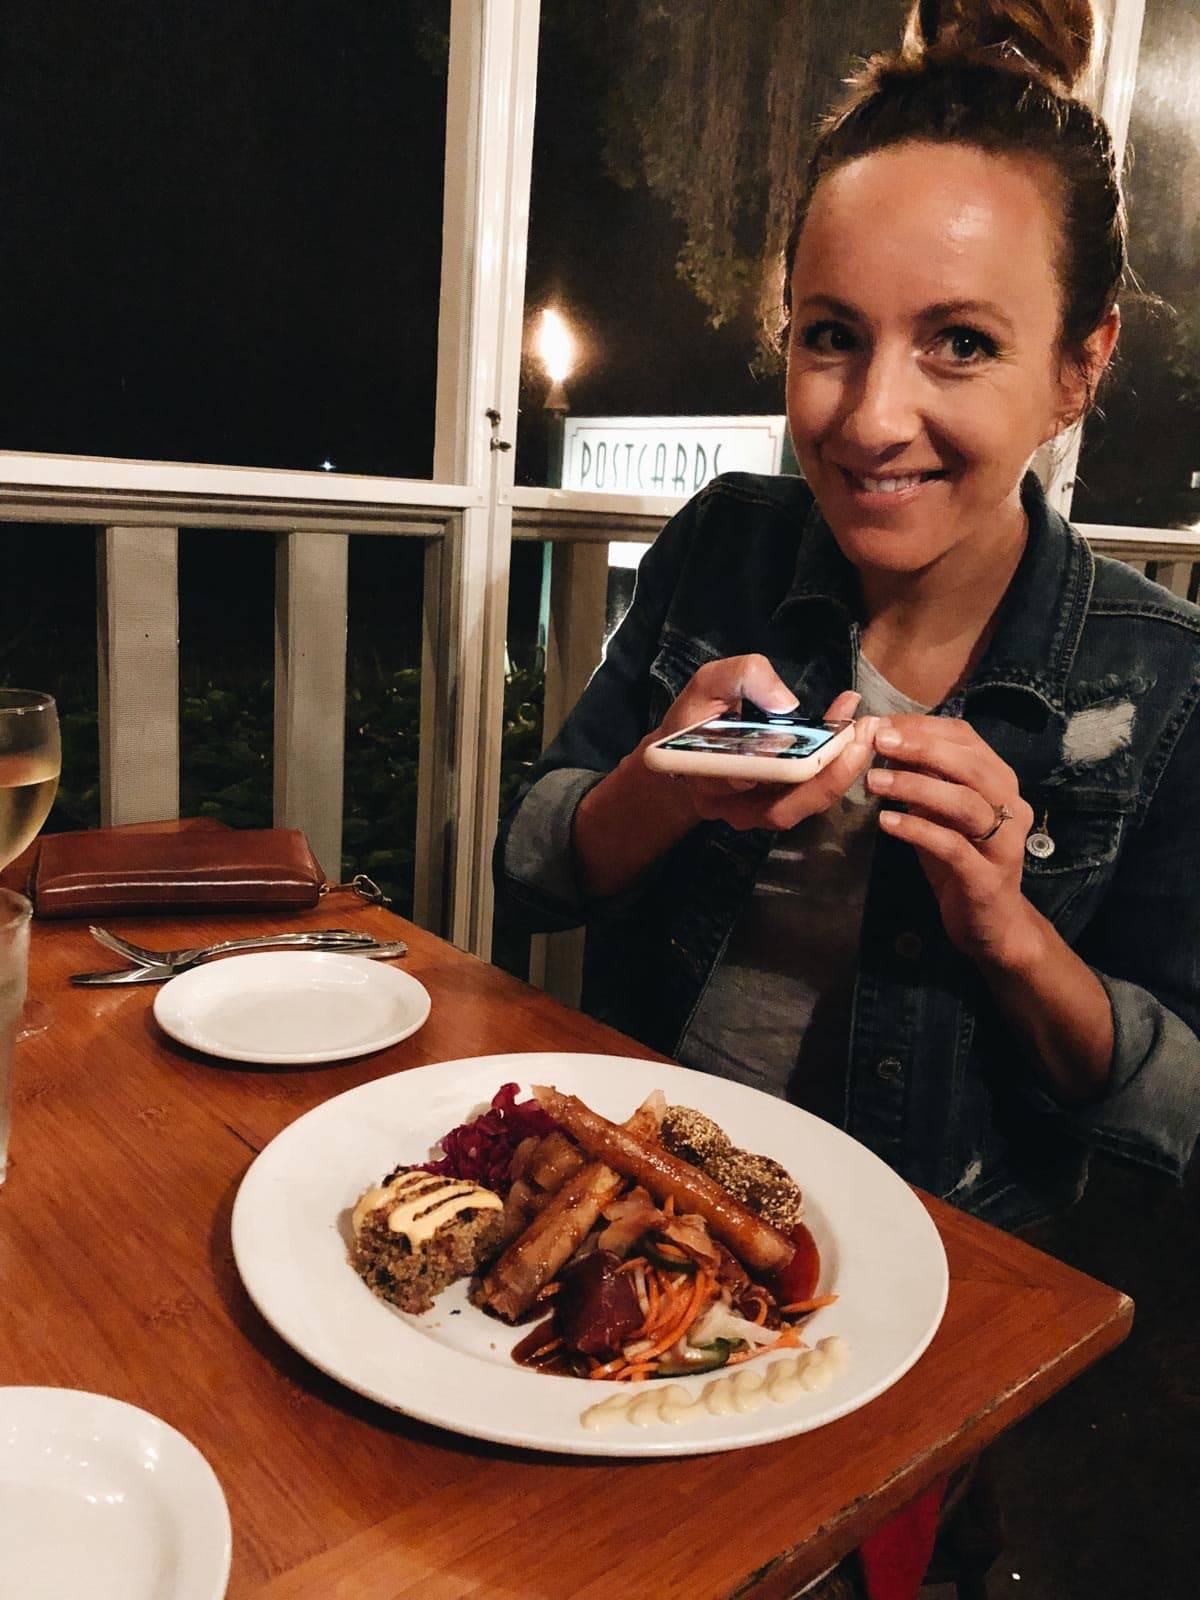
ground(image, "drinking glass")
xmin=0 ymin=690 xmax=61 ymax=1039
xmin=0 ymin=888 xmax=32 ymax=1185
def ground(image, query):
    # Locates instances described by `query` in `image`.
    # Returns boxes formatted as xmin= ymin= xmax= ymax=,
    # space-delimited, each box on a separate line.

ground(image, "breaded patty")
xmin=351 ymin=1170 xmax=505 ymax=1314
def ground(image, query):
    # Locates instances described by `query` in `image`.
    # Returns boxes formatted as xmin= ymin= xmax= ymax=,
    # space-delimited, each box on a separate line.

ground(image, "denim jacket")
xmin=495 ymin=472 xmax=1200 ymax=1227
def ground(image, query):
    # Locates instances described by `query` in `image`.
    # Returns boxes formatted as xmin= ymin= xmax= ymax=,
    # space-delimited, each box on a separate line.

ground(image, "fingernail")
xmin=868 ymin=767 xmax=894 ymax=789
xmin=876 ymin=728 xmax=902 ymax=750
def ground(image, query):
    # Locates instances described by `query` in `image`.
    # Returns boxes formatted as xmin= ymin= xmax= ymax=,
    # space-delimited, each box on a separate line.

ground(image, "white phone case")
xmin=643 ymin=718 xmax=855 ymax=784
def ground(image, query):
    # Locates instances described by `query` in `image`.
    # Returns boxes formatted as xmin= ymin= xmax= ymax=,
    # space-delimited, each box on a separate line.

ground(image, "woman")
xmin=496 ymin=0 xmax=1200 ymax=1235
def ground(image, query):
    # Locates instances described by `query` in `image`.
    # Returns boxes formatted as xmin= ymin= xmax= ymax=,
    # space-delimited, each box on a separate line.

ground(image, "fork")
xmin=89 ymin=925 xmax=378 ymax=970
xmin=70 ymin=939 xmax=410 ymax=986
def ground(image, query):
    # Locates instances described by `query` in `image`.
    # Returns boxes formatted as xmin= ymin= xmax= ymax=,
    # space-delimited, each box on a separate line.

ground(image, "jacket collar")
xmin=772 ymin=472 xmax=1092 ymax=715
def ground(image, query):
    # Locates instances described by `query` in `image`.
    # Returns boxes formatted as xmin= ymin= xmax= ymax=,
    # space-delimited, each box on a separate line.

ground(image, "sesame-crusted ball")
xmin=661 ymin=1105 xmax=731 ymax=1166
xmin=704 ymin=1149 xmax=804 ymax=1231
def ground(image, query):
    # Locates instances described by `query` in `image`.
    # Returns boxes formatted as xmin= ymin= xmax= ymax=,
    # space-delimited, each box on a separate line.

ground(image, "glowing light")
xmin=537 ymin=308 xmax=575 ymax=385
xmin=321 ymin=459 xmax=335 ymax=472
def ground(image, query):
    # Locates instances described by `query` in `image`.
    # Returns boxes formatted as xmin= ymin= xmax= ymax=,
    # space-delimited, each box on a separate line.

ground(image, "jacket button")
xmin=893 ymin=932 xmax=922 ymax=960
xmin=876 ymin=1055 xmax=904 ymax=1083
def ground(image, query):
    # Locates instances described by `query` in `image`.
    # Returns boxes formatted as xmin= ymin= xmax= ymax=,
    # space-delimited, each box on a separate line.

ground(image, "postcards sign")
xmin=561 ymin=415 xmax=787 ymax=496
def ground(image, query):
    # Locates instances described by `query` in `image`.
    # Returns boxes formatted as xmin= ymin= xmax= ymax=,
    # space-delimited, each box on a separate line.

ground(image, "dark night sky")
xmin=0 ymin=2 xmax=449 ymax=477
xmin=0 ymin=2 xmax=779 ymax=485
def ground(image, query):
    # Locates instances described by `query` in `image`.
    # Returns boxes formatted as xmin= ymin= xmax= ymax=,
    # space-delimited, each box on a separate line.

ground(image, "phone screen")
xmin=656 ymin=717 xmax=843 ymax=760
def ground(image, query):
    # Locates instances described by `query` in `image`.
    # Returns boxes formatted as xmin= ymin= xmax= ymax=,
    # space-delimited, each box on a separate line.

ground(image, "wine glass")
xmin=0 ymin=690 xmax=61 ymax=1038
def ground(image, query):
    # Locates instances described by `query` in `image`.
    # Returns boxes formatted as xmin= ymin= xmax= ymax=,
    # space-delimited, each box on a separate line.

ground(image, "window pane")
xmin=0 ymin=2 xmax=449 ymax=478
xmin=1072 ymin=0 xmax=1200 ymax=529
xmin=516 ymin=1 xmax=907 ymax=486
xmin=0 ymin=526 xmax=100 ymax=834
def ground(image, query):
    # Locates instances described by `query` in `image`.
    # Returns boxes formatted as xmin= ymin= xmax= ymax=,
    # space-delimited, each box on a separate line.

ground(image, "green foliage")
xmin=342 ymin=660 xmax=422 ymax=912
xmin=180 ymin=677 xmax=274 ymax=830
xmin=500 ymin=661 xmax=545 ymax=812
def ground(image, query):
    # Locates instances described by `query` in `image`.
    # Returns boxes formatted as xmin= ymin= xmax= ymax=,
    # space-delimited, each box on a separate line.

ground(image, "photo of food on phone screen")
xmin=657 ymin=719 xmax=841 ymax=759
xmin=643 ymin=714 xmax=854 ymax=784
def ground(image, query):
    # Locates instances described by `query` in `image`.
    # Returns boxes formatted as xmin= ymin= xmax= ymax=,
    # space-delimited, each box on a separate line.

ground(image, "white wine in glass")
xmin=0 ymin=691 xmax=61 ymax=1040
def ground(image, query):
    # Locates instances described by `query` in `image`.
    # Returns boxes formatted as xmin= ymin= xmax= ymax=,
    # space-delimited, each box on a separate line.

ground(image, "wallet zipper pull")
xmin=321 ymin=873 xmax=393 ymax=906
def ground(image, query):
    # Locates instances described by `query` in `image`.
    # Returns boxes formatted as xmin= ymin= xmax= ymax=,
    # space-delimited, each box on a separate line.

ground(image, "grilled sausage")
xmin=531 ymin=1086 xmax=794 ymax=1276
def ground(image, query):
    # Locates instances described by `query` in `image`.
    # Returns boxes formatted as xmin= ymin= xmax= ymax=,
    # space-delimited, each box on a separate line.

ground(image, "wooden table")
xmin=1 ymin=900 xmax=1133 ymax=1599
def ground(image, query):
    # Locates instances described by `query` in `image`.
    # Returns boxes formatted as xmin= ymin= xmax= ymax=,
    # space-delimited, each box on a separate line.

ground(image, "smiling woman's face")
xmin=786 ymin=140 xmax=1078 ymax=577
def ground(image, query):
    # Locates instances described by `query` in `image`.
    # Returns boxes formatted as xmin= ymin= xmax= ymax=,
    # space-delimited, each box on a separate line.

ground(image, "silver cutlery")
xmin=89 ymin=925 xmax=378 ymax=970
xmin=71 ymin=964 xmax=177 ymax=987
xmin=71 ymin=939 xmax=409 ymax=986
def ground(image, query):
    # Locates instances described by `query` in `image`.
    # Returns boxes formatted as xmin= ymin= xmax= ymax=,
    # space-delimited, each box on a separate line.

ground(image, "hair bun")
xmin=902 ymin=0 xmax=1095 ymax=95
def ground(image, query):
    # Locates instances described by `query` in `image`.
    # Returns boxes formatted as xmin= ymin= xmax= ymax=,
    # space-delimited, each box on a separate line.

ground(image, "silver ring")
xmin=972 ymin=802 xmax=1013 ymax=843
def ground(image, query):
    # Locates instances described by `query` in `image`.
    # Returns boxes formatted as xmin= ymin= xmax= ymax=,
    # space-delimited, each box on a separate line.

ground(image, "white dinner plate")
xmin=231 ymin=1052 xmax=948 ymax=1457
xmin=153 ymin=950 xmax=431 ymax=1064
xmin=0 ymin=1388 xmax=231 ymax=1600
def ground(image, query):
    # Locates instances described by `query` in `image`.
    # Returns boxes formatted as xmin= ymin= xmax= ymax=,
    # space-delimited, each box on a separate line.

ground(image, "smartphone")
xmin=644 ymin=713 xmax=855 ymax=783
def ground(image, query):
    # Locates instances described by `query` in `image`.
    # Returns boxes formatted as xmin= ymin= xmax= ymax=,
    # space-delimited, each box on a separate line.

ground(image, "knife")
xmin=70 ymin=941 xmax=409 ymax=986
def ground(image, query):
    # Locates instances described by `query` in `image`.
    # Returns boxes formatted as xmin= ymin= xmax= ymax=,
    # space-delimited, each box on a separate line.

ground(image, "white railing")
xmin=1 ymin=475 xmax=462 ymax=932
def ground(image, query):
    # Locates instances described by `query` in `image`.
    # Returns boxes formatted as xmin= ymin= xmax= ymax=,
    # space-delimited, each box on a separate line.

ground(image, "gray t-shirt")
xmin=679 ymin=658 xmax=928 ymax=1122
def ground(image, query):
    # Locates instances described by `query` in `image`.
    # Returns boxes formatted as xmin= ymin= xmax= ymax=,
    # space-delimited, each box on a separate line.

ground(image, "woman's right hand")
xmin=647 ymin=653 xmax=875 ymax=832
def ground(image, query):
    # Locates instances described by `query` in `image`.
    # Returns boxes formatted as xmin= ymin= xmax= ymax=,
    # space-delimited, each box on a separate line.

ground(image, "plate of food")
xmin=230 ymin=1052 xmax=947 ymax=1457
xmin=0 ymin=1388 xmax=232 ymax=1600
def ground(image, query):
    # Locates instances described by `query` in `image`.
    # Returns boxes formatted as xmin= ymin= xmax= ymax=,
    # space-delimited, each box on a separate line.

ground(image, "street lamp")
xmin=534 ymin=307 xmax=577 ymax=665
xmin=537 ymin=307 xmax=575 ymax=488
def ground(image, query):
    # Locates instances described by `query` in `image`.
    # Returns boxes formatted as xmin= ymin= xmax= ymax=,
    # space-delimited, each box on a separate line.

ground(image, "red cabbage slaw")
xmin=420 ymin=1082 xmax=556 ymax=1195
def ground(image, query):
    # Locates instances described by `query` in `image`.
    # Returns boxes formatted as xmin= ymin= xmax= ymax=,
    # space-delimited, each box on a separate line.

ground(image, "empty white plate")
xmin=153 ymin=950 xmax=431 ymax=1064
xmin=0 ymin=1388 xmax=231 ymax=1600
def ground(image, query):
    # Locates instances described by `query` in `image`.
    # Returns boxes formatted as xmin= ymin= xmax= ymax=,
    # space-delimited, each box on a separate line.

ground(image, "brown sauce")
xmin=772 ymin=1221 xmax=821 ymax=1306
xmin=511 ymin=1314 xmax=567 ymax=1373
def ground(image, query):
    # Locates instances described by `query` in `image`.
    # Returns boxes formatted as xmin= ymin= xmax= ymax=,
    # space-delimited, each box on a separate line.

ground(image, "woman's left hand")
xmin=866 ymin=715 xmax=1036 ymax=970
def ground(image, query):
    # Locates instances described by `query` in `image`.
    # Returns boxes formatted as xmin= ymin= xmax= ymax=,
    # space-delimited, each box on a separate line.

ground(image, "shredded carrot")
xmin=779 ymin=1294 xmax=838 ymax=1315
xmin=644 ymin=1269 xmax=660 ymax=1331
xmin=589 ymin=1354 xmax=628 ymax=1379
xmin=663 ymin=1194 xmax=675 ymax=1217
xmin=770 ymin=1326 xmax=806 ymax=1349
xmin=644 ymin=1266 xmax=691 ymax=1337
xmin=588 ymin=1270 xmax=713 ymax=1380
xmin=633 ymin=1266 xmax=677 ymax=1340
xmin=635 ymin=1271 xmax=712 ymax=1364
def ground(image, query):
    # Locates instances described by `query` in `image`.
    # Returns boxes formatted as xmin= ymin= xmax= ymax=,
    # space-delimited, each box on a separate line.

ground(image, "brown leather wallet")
xmin=29 ymin=825 xmax=325 ymax=918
